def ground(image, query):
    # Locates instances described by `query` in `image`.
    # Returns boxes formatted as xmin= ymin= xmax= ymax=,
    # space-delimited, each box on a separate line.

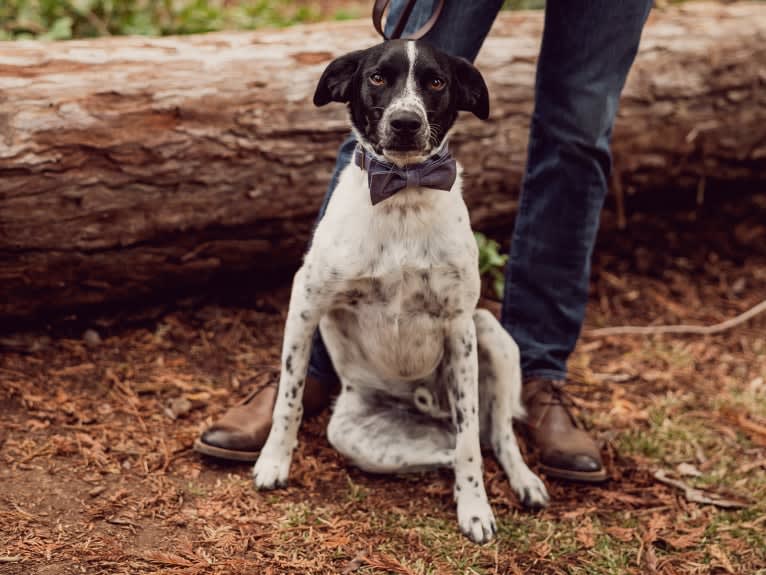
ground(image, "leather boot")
xmin=193 ymin=375 xmax=334 ymax=462
xmin=522 ymin=378 xmax=607 ymax=483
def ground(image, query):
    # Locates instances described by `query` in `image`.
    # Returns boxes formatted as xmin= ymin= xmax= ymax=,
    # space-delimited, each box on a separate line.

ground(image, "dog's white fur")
xmin=253 ymin=41 xmax=548 ymax=544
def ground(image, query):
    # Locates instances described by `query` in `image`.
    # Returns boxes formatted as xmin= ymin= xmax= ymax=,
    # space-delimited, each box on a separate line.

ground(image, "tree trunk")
xmin=1 ymin=3 xmax=764 ymax=321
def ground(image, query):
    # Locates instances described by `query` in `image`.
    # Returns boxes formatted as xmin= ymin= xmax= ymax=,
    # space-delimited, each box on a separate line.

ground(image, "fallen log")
xmin=1 ymin=3 xmax=764 ymax=321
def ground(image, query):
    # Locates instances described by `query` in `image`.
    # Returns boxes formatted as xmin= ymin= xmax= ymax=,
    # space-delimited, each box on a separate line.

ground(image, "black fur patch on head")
xmin=313 ymin=49 xmax=365 ymax=106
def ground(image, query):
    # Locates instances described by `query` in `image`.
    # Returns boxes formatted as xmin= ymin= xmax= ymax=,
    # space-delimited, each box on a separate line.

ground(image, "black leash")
xmin=372 ymin=0 xmax=445 ymax=40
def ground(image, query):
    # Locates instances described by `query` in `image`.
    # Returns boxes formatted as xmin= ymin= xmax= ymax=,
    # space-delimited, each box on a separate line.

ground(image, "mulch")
xmin=1 ymin=190 xmax=765 ymax=574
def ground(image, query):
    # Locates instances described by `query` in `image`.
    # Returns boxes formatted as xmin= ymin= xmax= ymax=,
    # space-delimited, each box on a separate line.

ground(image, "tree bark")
xmin=1 ymin=3 xmax=764 ymax=321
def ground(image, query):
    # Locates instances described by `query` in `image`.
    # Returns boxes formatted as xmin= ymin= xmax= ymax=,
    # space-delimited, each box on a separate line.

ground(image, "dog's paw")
xmin=510 ymin=466 xmax=549 ymax=509
xmin=456 ymin=494 xmax=497 ymax=545
xmin=252 ymin=451 xmax=291 ymax=490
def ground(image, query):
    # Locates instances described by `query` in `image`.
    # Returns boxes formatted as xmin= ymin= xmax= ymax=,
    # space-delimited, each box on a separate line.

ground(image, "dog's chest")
xmin=310 ymin=176 xmax=480 ymax=382
xmin=322 ymin=189 xmax=479 ymax=320
xmin=335 ymin=254 xmax=469 ymax=319
xmin=326 ymin=256 xmax=475 ymax=383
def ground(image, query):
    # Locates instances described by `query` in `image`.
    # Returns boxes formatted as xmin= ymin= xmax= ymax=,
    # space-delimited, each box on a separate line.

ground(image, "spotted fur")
xmin=253 ymin=39 xmax=548 ymax=544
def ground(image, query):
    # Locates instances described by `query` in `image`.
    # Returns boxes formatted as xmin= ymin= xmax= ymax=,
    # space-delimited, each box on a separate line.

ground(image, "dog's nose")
xmin=390 ymin=112 xmax=423 ymax=133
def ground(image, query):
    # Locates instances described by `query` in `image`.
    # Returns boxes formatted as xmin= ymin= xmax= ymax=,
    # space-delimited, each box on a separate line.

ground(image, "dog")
xmin=252 ymin=38 xmax=549 ymax=544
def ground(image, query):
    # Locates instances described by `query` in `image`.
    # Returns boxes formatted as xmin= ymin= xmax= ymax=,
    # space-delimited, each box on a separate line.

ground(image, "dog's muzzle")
xmin=383 ymin=110 xmax=429 ymax=152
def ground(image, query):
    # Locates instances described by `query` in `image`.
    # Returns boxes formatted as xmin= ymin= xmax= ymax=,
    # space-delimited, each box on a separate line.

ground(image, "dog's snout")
xmin=390 ymin=112 xmax=423 ymax=133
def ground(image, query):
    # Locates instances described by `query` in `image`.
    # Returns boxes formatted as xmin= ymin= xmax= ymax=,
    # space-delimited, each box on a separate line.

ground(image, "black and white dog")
xmin=253 ymin=39 xmax=548 ymax=544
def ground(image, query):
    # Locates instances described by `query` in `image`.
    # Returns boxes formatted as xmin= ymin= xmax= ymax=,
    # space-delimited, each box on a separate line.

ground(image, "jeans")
xmin=308 ymin=0 xmax=652 ymax=385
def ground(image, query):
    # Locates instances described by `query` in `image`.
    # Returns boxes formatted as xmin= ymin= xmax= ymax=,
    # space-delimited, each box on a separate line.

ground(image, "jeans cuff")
xmin=307 ymin=365 xmax=340 ymax=389
xmin=522 ymin=369 xmax=568 ymax=384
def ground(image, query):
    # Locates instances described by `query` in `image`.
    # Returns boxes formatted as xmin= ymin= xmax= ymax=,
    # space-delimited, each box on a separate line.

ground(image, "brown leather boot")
xmin=193 ymin=376 xmax=334 ymax=462
xmin=522 ymin=378 xmax=608 ymax=483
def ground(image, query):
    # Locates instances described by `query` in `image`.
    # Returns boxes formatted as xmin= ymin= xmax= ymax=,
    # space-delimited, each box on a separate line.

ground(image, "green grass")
xmin=279 ymin=500 xmax=317 ymax=527
xmin=345 ymin=473 xmax=369 ymax=503
xmin=185 ymin=480 xmax=208 ymax=497
xmin=264 ymin=499 xmax=663 ymax=574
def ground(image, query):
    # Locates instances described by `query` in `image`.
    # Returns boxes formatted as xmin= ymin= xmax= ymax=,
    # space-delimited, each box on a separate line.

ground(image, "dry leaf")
xmin=164 ymin=397 xmax=193 ymax=420
xmin=644 ymin=544 xmax=658 ymax=573
xmin=508 ymin=558 xmax=525 ymax=575
xmin=647 ymin=512 xmax=669 ymax=537
xmin=363 ymin=553 xmax=418 ymax=575
xmin=142 ymin=551 xmax=196 ymax=567
xmin=605 ymin=526 xmax=635 ymax=543
xmin=661 ymin=524 xmax=707 ymax=549
xmin=642 ymin=369 xmax=672 ymax=382
xmin=738 ymin=458 xmax=766 ymax=473
xmin=576 ymin=518 xmax=596 ymax=549
xmin=88 ymin=485 xmax=107 ymax=498
xmin=709 ymin=544 xmax=736 ymax=574
xmin=531 ymin=541 xmax=552 ymax=559
xmin=342 ymin=551 xmax=368 ymax=575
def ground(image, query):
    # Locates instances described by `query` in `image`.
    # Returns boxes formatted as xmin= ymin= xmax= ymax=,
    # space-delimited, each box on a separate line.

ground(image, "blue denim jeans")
xmin=308 ymin=0 xmax=652 ymax=385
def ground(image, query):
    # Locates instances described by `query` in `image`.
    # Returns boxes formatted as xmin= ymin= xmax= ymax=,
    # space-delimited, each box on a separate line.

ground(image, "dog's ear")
xmin=451 ymin=57 xmax=489 ymax=120
xmin=313 ymin=50 xmax=366 ymax=107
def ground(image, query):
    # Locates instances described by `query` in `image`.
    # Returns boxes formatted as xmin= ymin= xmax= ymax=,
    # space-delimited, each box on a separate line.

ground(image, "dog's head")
xmin=313 ymin=39 xmax=489 ymax=165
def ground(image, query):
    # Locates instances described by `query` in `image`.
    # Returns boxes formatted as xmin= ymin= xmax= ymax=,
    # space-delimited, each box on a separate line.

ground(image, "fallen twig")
xmin=585 ymin=298 xmax=766 ymax=337
xmin=653 ymin=470 xmax=749 ymax=509
xmin=105 ymin=516 xmax=142 ymax=529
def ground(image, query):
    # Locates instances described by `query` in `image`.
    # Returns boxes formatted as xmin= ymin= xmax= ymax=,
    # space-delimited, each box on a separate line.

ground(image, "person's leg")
xmin=307 ymin=0 xmax=504 ymax=384
xmin=305 ymin=135 xmax=356 ymax=384
xmin=502 ymin=0 xmax=652 ymax=480
xmin=196 ymin=0 xmax=503 ymax=461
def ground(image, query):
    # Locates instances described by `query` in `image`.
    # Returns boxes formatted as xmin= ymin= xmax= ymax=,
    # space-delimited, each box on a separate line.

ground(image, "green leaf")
xmin=492 ymin=270 xmax=505 ymax=300
xmin=42 ymin=16 xmax=73 ymax=40
xmin=475 ymin=231 xmax=509 ymax=298
xmin=70 ymin=0 xmax=98 ymax=16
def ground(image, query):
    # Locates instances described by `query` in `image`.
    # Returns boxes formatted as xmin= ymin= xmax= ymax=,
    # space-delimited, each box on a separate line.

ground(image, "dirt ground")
xmin=1 ymin=189 xmax=765 ymax=574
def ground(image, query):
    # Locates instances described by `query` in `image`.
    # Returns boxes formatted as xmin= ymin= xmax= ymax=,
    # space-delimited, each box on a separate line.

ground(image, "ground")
xmin=1 ymin=191 xmax=765 ymax=575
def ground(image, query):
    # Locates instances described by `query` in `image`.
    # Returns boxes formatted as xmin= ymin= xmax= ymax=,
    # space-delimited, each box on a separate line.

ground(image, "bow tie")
xmin=354 ymin=146 xmax=457 ymax=206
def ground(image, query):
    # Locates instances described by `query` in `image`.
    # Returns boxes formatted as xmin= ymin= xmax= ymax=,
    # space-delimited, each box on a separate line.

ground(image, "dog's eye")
xmin=369 ymin=73 xmax=386 ymax=87
xmin=429 ymin=78 xmax=446 ymax=91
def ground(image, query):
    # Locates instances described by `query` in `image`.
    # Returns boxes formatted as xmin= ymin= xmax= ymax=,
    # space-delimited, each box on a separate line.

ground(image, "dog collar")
xmin=354 ymin=146 xmax=457 ymax=206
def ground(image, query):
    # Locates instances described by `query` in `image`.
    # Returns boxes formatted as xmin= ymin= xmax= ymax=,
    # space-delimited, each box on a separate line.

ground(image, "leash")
xmin=372 ymin=0 xmax=445 ymax=40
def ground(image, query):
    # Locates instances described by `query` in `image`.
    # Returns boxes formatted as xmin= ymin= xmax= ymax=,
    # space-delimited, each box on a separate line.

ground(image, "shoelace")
xmin=237 ymin=372 xmax=278 ymax=406
xmin=535 ymin=380 xmax=583 ymax=430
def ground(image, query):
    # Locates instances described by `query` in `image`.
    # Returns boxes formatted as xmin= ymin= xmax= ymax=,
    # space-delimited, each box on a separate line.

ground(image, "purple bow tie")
xmin=354 ymin=146 xmax=457 ymax=206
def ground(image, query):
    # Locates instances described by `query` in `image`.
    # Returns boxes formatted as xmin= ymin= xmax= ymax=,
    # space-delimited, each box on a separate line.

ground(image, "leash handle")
xmin=372 ymin=0 xmax=445 ymax=40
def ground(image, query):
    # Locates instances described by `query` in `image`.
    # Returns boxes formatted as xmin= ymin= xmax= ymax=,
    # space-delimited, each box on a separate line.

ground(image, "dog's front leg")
xmin=446 ymin=317 xmax=496 ymax=544
xmin=253 ymin=265 xmax=323 ymax=490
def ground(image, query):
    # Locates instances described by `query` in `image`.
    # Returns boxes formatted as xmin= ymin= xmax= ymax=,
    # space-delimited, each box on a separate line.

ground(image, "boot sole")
xmin=193 ymin=438 xmax=610 ymax=480
xmin=539 ymin=463 xmax=609 ymax=483
xmin=193 ymin=438 xmax=260 ymax=462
